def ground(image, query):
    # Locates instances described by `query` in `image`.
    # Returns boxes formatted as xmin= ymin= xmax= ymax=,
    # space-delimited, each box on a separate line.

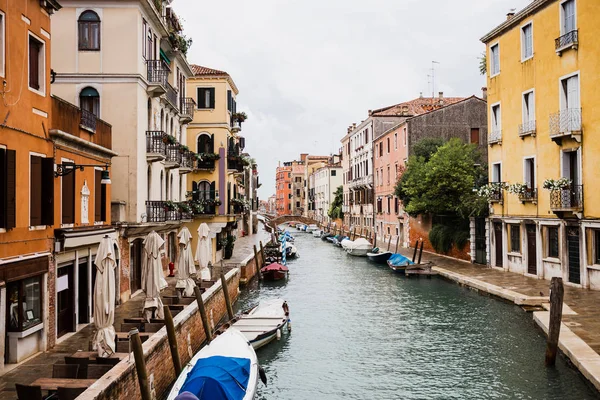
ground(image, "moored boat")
xmin=312 ymin=229 xmax=323 ymax=238
xmin=321 ymin=233 xmax=333 ymax=241
xmin=306 ymin=224 xmax=319 ymax=232
xmin=345 ymin=238 xmax=372 ymax=256
xmin=260 ymin=263 xmax=288 ymax=281
xmin=232 ymin=299 xmax=291 ymax=350
xmin=387 ymin=253 xmax=414 ymax=272
xmin=367 ymin=249 xmax=393 ymax=264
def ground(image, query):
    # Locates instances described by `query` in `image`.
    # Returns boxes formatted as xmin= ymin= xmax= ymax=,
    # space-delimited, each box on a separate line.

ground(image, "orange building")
xmin=275 ymin=163 xmax=292 ymax=216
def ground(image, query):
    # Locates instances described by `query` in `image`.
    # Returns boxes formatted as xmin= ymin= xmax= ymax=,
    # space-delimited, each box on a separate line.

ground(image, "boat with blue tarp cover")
xmin=387 ymin=253 xmax=414 ymax=272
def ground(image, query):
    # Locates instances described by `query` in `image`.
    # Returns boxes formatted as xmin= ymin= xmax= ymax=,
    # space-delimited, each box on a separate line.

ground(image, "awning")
xmin=160 ymin=48 xmax=171 ymax=65
xmin=57 ymin=227 xmax=117 ymax=250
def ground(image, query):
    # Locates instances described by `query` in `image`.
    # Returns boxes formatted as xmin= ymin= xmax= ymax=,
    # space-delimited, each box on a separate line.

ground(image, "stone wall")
xmin=78 ymin=268 xmax=240 ymax=400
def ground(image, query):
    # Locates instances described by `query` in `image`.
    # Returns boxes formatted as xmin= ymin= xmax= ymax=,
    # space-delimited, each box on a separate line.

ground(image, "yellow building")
xmin=481 ymin=0 xmax=600 ymax=289
xmin=185 ymin=65 xmax=247 ymax=263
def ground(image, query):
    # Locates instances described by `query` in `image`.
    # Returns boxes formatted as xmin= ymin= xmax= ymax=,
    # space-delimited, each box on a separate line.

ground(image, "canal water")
xmin=235 ymin=228 xmax=600 ymax=400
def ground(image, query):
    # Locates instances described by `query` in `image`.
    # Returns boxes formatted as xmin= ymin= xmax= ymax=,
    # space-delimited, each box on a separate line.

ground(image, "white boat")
xmin=340 ymin=238 xmax=352 ymax=250
xmin=306 ymin=224 xmax=319 ymax=232
xmin=312 ymin=229 xmax=323 ymax=238
xmin=232 ymin=299 xmax=290 ymax=350
xmin=166 ymin=328 xmax=259 ymax=400
xmin=345 ymin=238 xmax=372 ymax=257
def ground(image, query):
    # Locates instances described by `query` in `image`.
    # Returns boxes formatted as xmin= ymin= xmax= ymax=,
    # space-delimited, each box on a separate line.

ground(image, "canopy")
xmin=178 ymin=356 xmax=251 ymax=400
xmin=142 ymin=231 xmax=168 ymax=321
xmin=195 ymin=223 xmax=212 ymax=281
xmin=176 ymin=227 xmax=196 ymax=297
xmin=388 ymin=253 xmax=415 ymax=267
xmin=92 ymin=236 xmax=116 ymax=357
xmin=261 ymin=263 xmax=288 ymax=273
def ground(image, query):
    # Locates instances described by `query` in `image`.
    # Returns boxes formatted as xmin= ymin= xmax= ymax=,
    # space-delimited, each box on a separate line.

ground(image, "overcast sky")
xmin=172 ymin=0 xmax=530 ymax=199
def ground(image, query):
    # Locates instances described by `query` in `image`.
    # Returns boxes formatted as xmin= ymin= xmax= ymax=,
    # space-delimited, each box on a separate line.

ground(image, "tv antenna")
xmin=431 ymin=61 xmax=440 ymax=99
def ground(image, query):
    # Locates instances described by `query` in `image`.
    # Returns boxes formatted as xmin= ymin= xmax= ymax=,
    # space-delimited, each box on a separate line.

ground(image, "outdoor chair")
xmin=57 ymin=387 xmax=86 ymax=400
xmin=64 ymin=356 xmax=90 ymax=379
xmin=86 ymin=364 xmax=112 ymax=379
xmin=96 ymin=357 xmax=120 ymax=367
xmin=52 ymin=363 xmax=79 ymax=379
xmin=15 ymin=384 xmax=43 ymax=400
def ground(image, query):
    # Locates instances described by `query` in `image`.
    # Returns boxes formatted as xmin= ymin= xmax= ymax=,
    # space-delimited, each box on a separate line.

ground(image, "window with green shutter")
xmin=197 ymin=87 xmax=215 ymax=109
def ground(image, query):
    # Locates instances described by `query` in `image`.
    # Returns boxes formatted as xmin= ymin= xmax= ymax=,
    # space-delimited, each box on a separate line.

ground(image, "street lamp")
xmin=55 ymin=162 xmax=111 ymax=184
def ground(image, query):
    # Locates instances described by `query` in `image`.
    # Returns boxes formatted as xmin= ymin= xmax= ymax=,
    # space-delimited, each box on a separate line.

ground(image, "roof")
xmin=480 ymin=0 xmax=552 ymax=43
xmin=371 ymin=96 xmax=466 ymax=117
xmin=190 ymin=65 xmax=230 ymax=76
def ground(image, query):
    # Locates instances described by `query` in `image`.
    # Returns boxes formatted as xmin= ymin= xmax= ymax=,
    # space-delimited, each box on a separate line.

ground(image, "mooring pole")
xmin=130 ymin=329 xmax=152 ymax=400
xmin=220 ymin=272 xmax=234 ymax=320
xmin=163 ymin=306 xmax=182 ymax=375
xmin=253 ymin=245 xmax=260 ymax=276
xmin=373 ymin=232 xmax=377 ymax=247
xmin=395 ymin=235 xmax=400 ymax=254
xmin=194 ymin=286 xmax=212 ymax=344
xmin=387 ymin=235 xmax=392 ymax=251
xmin=545 ymin=277 xmax=564 ymax=366
xmin=412 ymin=240 xmax=419 ymax=262
xmin=418 ymin=241 xmax=424 ymax=264
xmin=260 ymin=241 xmax=266 ymax=267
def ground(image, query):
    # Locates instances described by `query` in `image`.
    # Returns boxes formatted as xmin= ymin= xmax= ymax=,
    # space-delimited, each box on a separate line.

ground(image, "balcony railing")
xmin=550 ymin=185 xmax=583 ymax=212
xmin=179 ymin=151 xmax=193 ymax=172
xmin=165 ymin=143 xmax=181 ymax=167
xmin=489 ymin=183 xmax=504 ymax=203
xmin=518 ymin=120 xmax=536 ymax=138
xmin=146 ymin=131 xmax=166 ymax=159
xmin=197 ymin=158 xmax=215 ymax=170
xmin=166 ymin=82 xmax=179 ymax=110
xmin=146 ymin=201 xmax=167 ymax=222
xmin=518 ymin=188 xmax=537 ymax=203
xmin=50 ymin=96 xmax=112 ymax=149
xmin=549 ymin=108 xmax=582 ymax=142
xmin=80 ymin=108 xmax=97 ymax=132
xmin=180 ymin=97 xmax=195 ymax=122
xmin=193 ymin=190 xmax=218 ymax=215
xmin=555 ymin=30 xmax=578 ymax=53
xmin=147 ymin=60 xmax=170 ymax=88
xmin=489 ymin=129 xmax=502 ymax=144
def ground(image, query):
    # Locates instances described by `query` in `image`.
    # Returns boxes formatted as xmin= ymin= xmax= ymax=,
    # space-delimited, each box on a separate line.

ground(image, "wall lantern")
xmin=55 ymin=162 xmax=111 ymax=185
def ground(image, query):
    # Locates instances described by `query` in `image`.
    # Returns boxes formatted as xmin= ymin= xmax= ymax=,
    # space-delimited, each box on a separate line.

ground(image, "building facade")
xmin=275 ymin=163 xmax=292 ymax=216
xmin=482 ymin=0 xmax=600 ymax=288
xmin=310 ymin=164 xmax=343 ymax=223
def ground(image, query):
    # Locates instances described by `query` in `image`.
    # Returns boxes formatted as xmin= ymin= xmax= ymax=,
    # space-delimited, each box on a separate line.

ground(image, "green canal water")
xmin=235 ymin=229 xmax=600 ymax=400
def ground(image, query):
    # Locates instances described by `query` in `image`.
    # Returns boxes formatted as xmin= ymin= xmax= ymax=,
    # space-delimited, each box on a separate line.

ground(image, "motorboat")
xmin=306 ymin=224 xmax=319 ymax=232
xmin=366 ymin=248 xmax=393 ymax=264
xmin=340 ymin=238 xmax=352 ymax=250
xmin=260 ymin=263 xmax=289 ymax=281
xmin=321 ymin=233 xmax=333 ymax=241
xmin=312 ymin=229 xmax=323 ymax=238
xmin=232 ymin=299 xmax=291 ymax=350
xmin=387 ymin=253 xmax=414 ymax=272
xmin=345 ymin=238 xmax=372 ymax=257
xmin=167 ymin=328 xmax=260 ymax=400
xmin=283 ymin=242 xmax=298 ymax=258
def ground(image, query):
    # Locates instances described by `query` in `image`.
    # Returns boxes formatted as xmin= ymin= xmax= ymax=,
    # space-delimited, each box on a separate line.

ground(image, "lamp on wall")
xmin=55 ymin=162 xmax=111 ymax=185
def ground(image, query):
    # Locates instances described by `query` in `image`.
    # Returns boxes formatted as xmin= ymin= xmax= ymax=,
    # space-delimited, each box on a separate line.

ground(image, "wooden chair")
xmin=96 ymin=357 xmax=120 ymax=367
xmin=64 ymin=356 xmax=90 ymax=379
xmin=52 ymin=363 xmax=79 ymax=379
xmin=15 ymin=384 xmax=43 ymax=400
xmin=57 ymin=387 xmax=86 ymax=400
xmin=86 ymin=364 xmax=113 ymax=379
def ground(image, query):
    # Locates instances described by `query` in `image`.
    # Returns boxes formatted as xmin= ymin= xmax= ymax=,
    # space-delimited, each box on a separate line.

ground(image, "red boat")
xmin=260 ymin=263 xmax=289 ymax=281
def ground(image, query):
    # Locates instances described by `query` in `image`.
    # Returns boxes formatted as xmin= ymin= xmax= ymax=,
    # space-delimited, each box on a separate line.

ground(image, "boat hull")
xmin=367 ymin=252 xmax=392 ymax=264
xmin=346 ymin=247 xmax=371 ymax=256
xmin=261 ymin=270 xmax=287 ymax=281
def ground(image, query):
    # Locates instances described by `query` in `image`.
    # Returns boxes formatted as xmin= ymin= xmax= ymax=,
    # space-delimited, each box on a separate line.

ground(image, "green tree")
xmin=412 ymin=137 xmax=446 ymax=161
xmin=328 ymin=185 xmax=344 ymax=220
xmin=479 ymin=52 xmax=487 ymax=75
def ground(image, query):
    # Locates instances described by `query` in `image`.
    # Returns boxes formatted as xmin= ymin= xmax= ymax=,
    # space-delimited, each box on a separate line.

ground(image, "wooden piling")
xmin=253 ymin=245 xmax=260 ymax=277
xmin=395 ymin=236 xmax=400 ymax=253
xmin=387 ymin=235 xmax=392 ymax=251
xmin=193 ymin=286 xmax=212 ymax=344
xmin=545 ymin=277 xmax=564 ymax=366
xmin=418 ymin=241 xmax=424 ymax=264
xmin=220 ymin=272 xmax=234 ymax=320
xmin=412 ymin=240 xmax=419 ymax=262
xmin=130 ymin=329 xmax=152 ymax=400
xmin=163 ymin=305 xmax=182 ymax=376
xmin=373 ymin=233 xmax=377 ymax=248
xmin=260 ymin=241 xmax=265 ymax=267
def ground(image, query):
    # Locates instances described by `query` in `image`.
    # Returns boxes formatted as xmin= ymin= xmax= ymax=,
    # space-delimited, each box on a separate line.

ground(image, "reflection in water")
xmin=235 ymin=230 xmax=599 ymax=400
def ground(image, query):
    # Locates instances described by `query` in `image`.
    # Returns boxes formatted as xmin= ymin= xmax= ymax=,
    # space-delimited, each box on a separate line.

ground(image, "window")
xmin=61 ymin=166 xmax=75 ymax=224
xmin=561 ymin=0 xmax=576 ymax=35
xmin=142 ymin=19 xmax=147 ymax=58
xmin=288 ymin=194 xmax=292 ymax=199
xmin=492 ymin=163 xmax=502 ymax=183
xmin=28 ymin=34 xmax=45 ymax=93
xmin=379 ymin=143 xmax=383 ymax=157
xmin=490 ymin=43 xmax=500 ymax=76
xmin=394 ymin=133 xmax=397 ymax=149
xmin=227 ymin=90 xmax=232 ymax=112
xmin=0 ymin=148 xmax=16 ymax=229
xmin=524 ymin=158 xmax=535 ymax=189
xmin=197 ymin=88 xmax=215 ymax=109
xmin=470 ymin=128 xmax=480 ymax=144
xmin=387 ymin=137 xmax=390 ymax=153
xmin=95 ymin=169 xmax=107 ymax=222
xmin=394 ymin=198 xmax=399 ymax=214
xmin=78 ymin=10 xmax=100 ymax=51
xmin=331 ymin=170 xmax=336 ymax=176
xmin=147 ymin=28 xmax=153 ymax=60
xmin=387 ymin=166 xmax=390 ymax=184
xmin=296 ymin=201 xmax=300 ymax=208
xmin=0 ymin=11 xmax=5 ymax=77
xmin=547 ymin=227 xmax=559 ymax=258
xmin=510 ymin=224 xmax=521 ymax=253
xmin=523 ymin=91 xmax=535 ymax=124
xmin=30 ymin=155 xmax=54 ymax=226
xmin=561 ymin=74 xmax=580 ymax=110
xmin=521 ymin=23 xmax=533 ymax=61
xmin=80 ymin=87 xmax=100 ymax=117
xmin=296 ymin=189 xmax=300 ymax=196
xmin=491 ymin=104 xmax=501 ymax=132
xmin=7 ymin=276 xmax=43 ymax=332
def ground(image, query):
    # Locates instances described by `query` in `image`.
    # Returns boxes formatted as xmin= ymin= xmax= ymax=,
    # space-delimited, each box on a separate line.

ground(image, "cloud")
xmin=173 ymin=0 xmax=530 ymax=199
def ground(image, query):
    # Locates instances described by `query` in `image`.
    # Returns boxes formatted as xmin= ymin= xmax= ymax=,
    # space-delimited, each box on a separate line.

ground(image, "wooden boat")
xmin=321 ymin=233 xmax=333 ymax=241
xmin=232 ymin=299 xmax=291 ymax=350
xmin=167 ymin=328 xmax=260 ymax=400
xmin=386 ymin=253 xmax=416 ymax=272
xmin=367 ymin=249 xmax=393 ymax=264
xmin=260 ymin=263 xmax=288 ymax=281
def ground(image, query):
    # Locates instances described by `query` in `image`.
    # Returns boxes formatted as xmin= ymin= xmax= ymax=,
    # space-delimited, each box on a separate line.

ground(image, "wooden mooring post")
xmin=545 ymin=277 xmax=564 ymax=366
xmin=418 ymin=241 xmax=424 ymax=264
xmin=163 ymin=305 xmax=182 ymax=376
xmin=253 ymin=245 xmax=260 ymax=277
xmin=130 ymin=329 xmax=152 ymax=400
xmin=260 ymin=241 xmax=266 ymax=267
xmin=221 ymin=272 xmax=234 ymax=320
xmin=412 ymin=240 xmax=419 ymax=262
xmin=387 ymin=235 xmax=392 ymax=251
xmin=395 ymin=236 xmax=400 ymax=253
xmin=194 ymin=286 xmax=212 ymax=344
xmin=373 ymin=233 xmax=377 ymax=248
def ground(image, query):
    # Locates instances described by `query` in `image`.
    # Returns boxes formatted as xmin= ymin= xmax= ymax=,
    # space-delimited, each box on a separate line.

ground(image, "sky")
xmin=172 ymin=0 xmax=531 ymax=199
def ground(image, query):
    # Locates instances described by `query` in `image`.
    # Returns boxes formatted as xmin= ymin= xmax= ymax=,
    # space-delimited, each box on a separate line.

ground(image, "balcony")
xmin=147 ymin=60 xmax=170 ymax=97
xmin=518 ymin=188 xmax=537 ymax=203
xmin=165 ymin=82 xmax=179 ymax=110
xmin=165 ymin=143 xmax=181 ymax=168
xmin=363 ymin=204 xmax=373 ymax=215
xmin=489 ymin=183 xmax=504 ymax=203
xmin=489 ymin=129 xmax=502 ymax=145
xmin=146 ymin=201 xmax=191 ymax=222
xmin=349 ymin=175 xmax=373 ymax=189
xmin=192 ymin=191 xmax=218 ymax=216
xmin=550 ymin=185 xmax=583 ymax=214
xmin=80 ymin=109 xmax=97 ymax=132
xmin=518 ymin=120 xmax=536 ymax=139
xmin=197 ymin=158 xmax=216 ymax=170
xmin=555 ymin=30 xmax=578 ymax=55
xmin=180 ymin=97 xmax=195 ymax=123
xmin=179 ymin=151 xmax=193 ymax=174
xmin=549 ymin=108 xmax=582 ymax=144
xmin=146 ymin=131 xmax=166 ymax=161
xmin=351 ymin=205 xmax=362 ymax=215
xmin=231 ymin=120 xmax=241 ymax=133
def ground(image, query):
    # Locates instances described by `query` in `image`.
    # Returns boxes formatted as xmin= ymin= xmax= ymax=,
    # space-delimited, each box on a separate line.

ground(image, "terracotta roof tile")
xmin=190 ymin=64 xmax=230 ymax=76
xmin=371 ymin=96 xmax=466 ymax=117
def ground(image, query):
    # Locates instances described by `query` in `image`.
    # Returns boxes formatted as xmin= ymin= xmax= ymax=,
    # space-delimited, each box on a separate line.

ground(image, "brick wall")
xmin=408 ymin=216 xmax=470 ymax=261
xmin=117 ymin=236 xmax=131 ymax=303
xmin=78 ymin=269 xmax=240 ymax=400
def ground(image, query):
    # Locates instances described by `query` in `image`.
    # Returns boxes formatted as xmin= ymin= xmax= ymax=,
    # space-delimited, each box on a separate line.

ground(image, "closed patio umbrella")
xmin=195 ymin=223 xmax=212 ymax=281
xmin=93 ymin=236 xmax=116 ymax=357
xmin=142 ymin=231 xmax=168 ymax=321
xmin=176 ymin=226 xmax=196 ymax=297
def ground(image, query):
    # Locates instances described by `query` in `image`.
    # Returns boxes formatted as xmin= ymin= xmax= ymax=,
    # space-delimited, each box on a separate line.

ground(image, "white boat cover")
xmin=346 ymin=237 xmax=372 ymax=250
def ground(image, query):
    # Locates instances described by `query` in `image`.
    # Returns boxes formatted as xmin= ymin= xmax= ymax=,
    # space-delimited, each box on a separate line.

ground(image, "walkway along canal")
xmin=236 ymin=228 xmax=600 ymax=400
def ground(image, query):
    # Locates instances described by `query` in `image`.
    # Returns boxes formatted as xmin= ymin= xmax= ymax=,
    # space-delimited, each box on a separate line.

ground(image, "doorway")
xmin=494 ymin=223 xmax=503 ymax=267
xmin=474 ymin=218 xmax=486 ymax=264
xmin=131 ymin=239 xmax=143 ymax=293
xmin=57 ymin=265 xmax=74 ymax=337
xmin=78 ymin=258 xmax=89 ymax=324
xmin=526 ymin=225 xmax=537 ymax=275
xmin=567 ymin=227 xmax=581 ymax=284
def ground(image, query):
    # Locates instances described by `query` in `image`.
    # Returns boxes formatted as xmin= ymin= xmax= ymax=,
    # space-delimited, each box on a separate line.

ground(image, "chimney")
xmin=352 ymin=123 xmax=357 ymax=129
xmin=506 ymin=11 xmax=515 ymax=20
xmin=438 ymin=92 xmax=444 ymax=105
xmin=419 ymin=92 xmax=423 ymax=98
xmin=368 ymin=110 xmax=372 ymax=116
xmin=481 ymin=87 xmax=488 ymax=101
xmin=401 ymin=105 xmax=409 ymax=116
xmin=300 ymin=153 xmax=308 ymax=162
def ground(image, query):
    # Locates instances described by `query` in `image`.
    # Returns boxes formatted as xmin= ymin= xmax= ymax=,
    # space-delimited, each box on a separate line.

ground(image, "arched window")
xmin=165 ymin=171 xmax=170 ymax=201
xmin=170 ymin=118 xmax=174 ymax=137
xmin=80 ymin=87 xmax=99 ymax=117
xmin=197 ymin=134 xmax=213 ymax=154
xmin=160 ymin=109 xmax=165 ymax=131
xmin=78 ymin=10 xmax=100 ymax=51
xmin=169 ymin=173 xmax=173 ymax=201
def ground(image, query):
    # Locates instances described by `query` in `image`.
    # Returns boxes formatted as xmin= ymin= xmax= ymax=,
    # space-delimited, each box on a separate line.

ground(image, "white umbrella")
xmin=175 ymin=226 xmax=196 ymax=297
xmin=195 ymin=223 xmax=212 ymax=281
xmin=93 ymin=236 xmax=116 ymax=357
xmin=142 ymin=231 xmax=168 ymax=321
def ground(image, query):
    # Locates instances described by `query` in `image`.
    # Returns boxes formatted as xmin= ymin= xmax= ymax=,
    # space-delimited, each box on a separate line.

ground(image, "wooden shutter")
xmin=61 ymin=167 xmax=75 ymax=224
xmin=101 ymin=178 xmax=107 ymax=222
xmin=0 ymin=149 xmax=5 ymax=228
xmin=227 ymin=90 xmax=232 ymax=112
xmin=29 ymin=38 xmax=40 ymax=90
xmin=41 ymin=157 xmax=54 ymax=226
xmin=209 ymin=88 xmax=215 ymax=109
xmin=30 ymin=156 xmax=42 ymax=226
xmin=470 ymin=128 xmax=479 ymax=144
xmin=197 ymin=88 xmax=204 ymax=109
xmin=95 ymin=170 xmax=102 ymax=221
xmin=209 ymin=134 xmax=214 ymax=153
xmin=192 ymin=181 xmax=198 ymax=201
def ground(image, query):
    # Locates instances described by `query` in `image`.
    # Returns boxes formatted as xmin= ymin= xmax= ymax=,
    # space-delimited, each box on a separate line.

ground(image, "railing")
xmin=489 ymin=129 xmax=502 ymax=144
xmin=351 ymin=205 xmax=362 ymax=215
xmin=518 ymin=188 xmax=537 ymax=203
xmin=146 ymin=201 xmax=166 ymax=222
xmin=197 ymin=159 xmax=215 ymax=170
xmin=180 ymin=151 xmax=194 ymax=170
xmin=165 ymin=143 xmax=181 ymax=164
xmin=80 ymin=108 xmax=97 ymax=132
xmin=550 ymin=185 xmax=583 ymax=211
xmin=193 ymin=190 xmax=218 ymax=215
xmin=555 ymin=30 xmax=578 ymax=51
xmin=518 ymin=120 xmax=536 ymax=137
xmin=147 ymin=60 xmax=169 ymax=87
xmin=146 ymin=131 xmax=166 ymax=155
xmin=166 ymin=82 xmax=178 ymax=110
xmin=489 ymin=183 xmax=504 ymax=203
xmin=180 ymin=97 xmax=195 ymax=120
xmin=549 ymin=108 xmax=582 ymax=138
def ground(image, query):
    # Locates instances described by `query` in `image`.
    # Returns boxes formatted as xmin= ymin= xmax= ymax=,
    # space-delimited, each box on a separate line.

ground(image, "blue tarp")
xmin=179 ymin=356 xmax=251 ymax=400
xmin=388 ymin=253 xmax=415 ymax=267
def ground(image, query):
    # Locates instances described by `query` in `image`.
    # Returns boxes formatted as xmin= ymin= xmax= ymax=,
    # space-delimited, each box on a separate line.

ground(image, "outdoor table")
xmin=31 ymin=378 xmax=96 ymax=391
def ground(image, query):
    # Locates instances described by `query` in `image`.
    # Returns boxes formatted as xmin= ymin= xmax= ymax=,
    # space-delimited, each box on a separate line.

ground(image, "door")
xmin=494 ymin=223 xmax=503 ymax=267
xmin=526 ymin=225 xmax=537 ymax=275
xmin=78 ymin=258 xmax=89 ymax=324
xmin=567 ymin=227 xmax=581 ymax=284
xmin=57 ymin=265 xmax=74 ymax=337
xmin=131 ymin=239 xmax=143 ymax=293
xmin=474 ymin=218 xmax=486 ymax=264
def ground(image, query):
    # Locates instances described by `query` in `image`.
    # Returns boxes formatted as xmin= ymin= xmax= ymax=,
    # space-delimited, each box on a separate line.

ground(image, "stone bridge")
xmin=261 ymin=214 xmax=319 ymax=230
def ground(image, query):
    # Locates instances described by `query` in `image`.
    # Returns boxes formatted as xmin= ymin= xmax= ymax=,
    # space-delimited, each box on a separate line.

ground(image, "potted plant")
xmin=178 ymin=201 xmax=192 ymax=213
xmin=179 ymin=145 xmax=189 ymax=154
xmin=232 ymin=112 xmax=248 ymax=123
xmin=476 ymin=182 xmax=508 ymax=203
xmin=543 ymin=178 xmax=571 ymax=191
xmin=190 ymin=201 xmax=204 ymax=215
xmin=222 ymin=235 xmax=236 ymax=259
xmin=507 ymin=183 xmax=528 ymax=195
xmin=164 ymin=200 xmax=177 ymax=211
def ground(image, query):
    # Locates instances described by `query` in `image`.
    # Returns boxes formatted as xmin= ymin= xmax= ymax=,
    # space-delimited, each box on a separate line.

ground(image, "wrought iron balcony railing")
xmin=549 ymin=108 xmax=582 ymax=140
xmin=80 ymin=108 xmax=97 ymax=132
xmin=146 ymin=131 xmax=166 ymax=157
xmin=197 ymin=158 xmax=215 ymax=170
xmin=179 ymin=151 xmax=193 ymax=171
xmin=518 ymin=120 xmax=536 ymax=138
xmin=550 ymin=184 xmax=583 ymax=212
xmin=146 ymin=201 xmax=167 ymax=222
xmin=180 ymin=97 xmax=195 ymax=122
xmin=555 ymin=30 xmax=578 ymax=52
xmin=165 ymin=82 xmax=178 ymax=110
xmin=147 ymin=60 xmax=170 ymax=87
xmin=489 ymin=183 xmax=504 ymax=203
xmin=518 ymin=188 xmax=537 ymax=203
xmin=165 ymin=143 xmax=181 ymax=166
xmin=489 ymin=129 xmax=502 ymax=144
